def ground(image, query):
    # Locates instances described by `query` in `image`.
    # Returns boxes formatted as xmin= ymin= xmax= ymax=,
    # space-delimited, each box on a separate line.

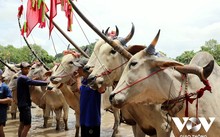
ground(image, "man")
xmin=73 ymin=58 xmax=102 ymax=137
xmin=16 ymin=62 xmax=49 ymax=137
xmin=0 ymin=69 xmax=12 ymax=137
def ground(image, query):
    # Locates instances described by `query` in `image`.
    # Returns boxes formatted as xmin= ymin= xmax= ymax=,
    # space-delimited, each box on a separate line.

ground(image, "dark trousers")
xmin=81 ymin=125 xmax=100 ymax=137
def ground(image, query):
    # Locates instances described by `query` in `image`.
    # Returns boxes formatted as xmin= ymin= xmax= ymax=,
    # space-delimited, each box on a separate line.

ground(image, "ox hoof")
xmin=65 ymin=127 xmax=69 ymax=131
xmin=43 ymin=124 xmax=47 ymax=128
xmin=11 ymin=113 xmax=16 ymax=119
xmin=56 ymin=126 xmax=60 ymax=131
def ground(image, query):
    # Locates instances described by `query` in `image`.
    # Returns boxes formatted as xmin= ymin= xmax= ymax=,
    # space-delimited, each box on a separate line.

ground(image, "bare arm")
xmin=0 ymin=97 xmax=12 ymax=104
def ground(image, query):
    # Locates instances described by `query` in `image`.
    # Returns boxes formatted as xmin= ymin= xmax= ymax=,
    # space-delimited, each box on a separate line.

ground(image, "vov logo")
xmin=172 ymin=117 xmax=215 ymax=132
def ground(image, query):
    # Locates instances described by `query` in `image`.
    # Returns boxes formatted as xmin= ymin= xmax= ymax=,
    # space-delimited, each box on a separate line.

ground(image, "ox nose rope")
xmin=113 ymin=66 xmax=212 ymax=118
xmin=113 ymin=68 xmax=164 ymax=94
xmin=96 ymin=61 xmax=128 ymax=77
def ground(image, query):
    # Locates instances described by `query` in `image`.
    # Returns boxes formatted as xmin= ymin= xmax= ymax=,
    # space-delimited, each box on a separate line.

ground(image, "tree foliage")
xmin=175 ymin=50 xmax=196 ymax=64
xmin=175 ymin=39 xmax=220 ymax=65
xmin=200 ymin=39 xmax=220 ymax=65
xmin=0 ymin=44 xmax=54 ymax=69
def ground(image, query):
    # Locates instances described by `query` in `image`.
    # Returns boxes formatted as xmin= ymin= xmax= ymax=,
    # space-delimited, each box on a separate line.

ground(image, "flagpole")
xmin=17 ymin=18 xmax=50 ymax=71
xmin=68 ymin=0 xmax=132 ymax=59
xmin=45 ymin=13 xmax=89 ymax=58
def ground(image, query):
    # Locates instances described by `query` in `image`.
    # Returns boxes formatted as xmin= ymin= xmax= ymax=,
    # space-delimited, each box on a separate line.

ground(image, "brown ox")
xmin=8 ymin=71 xmax=48 ymax=126
xmin=86 ymin=29 xmax=172 ymax=137
xmin=46 ymin=62 xmax=81 ymax=137
xmin=28 ymin=62 xmax=69 ymax=130
xmin=48 ymin=51 xmax=119 ymax=137
xmin=49 ymin=49 xmax=121 ymax=136
xmin=109 ymin=36 xmax=218 ymax=136
xmin=48 ymin=52 xmax=82 ymax=137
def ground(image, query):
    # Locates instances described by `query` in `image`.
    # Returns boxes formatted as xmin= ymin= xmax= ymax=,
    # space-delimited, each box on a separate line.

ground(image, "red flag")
xmin=25 ymin=0 xmax=48 ymax=37
xmin=49 ymin=0 xmax=61 ymax=36
xmin=17 ymin=5 xmax=23 ymax=19
xmin=49 ymin=0 xmax=74 ymax=36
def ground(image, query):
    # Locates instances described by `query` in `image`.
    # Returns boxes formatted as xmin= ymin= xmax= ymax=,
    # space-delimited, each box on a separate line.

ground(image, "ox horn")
xmin=146 ymin=29 xmax=160 ymax=55
xmin=115 ymin=25 xmax=119 ymax=36
xmin=120 ymin=23 xmax=135 ymax=45
xmin=174 ymin=60 xmax=214 ymax=81
xmin=102 ymin=27 xmax=110 ymax=35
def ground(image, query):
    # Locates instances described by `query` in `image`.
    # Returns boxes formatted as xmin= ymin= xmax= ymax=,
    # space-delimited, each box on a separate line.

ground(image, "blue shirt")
xmin=0 ymin=82 xmax=12 ymax=122
xmin=17 ymin=75 xmax=48 ymax=108
xmin=80 ymin=78 xmax=101 ymax=126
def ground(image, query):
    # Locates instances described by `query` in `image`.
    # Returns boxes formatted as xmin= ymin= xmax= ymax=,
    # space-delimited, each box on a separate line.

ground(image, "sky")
xmin=0 ymin=0 xmax=220 ymax=58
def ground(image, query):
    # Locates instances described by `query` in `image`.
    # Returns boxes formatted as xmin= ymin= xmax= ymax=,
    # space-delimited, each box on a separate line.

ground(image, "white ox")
xmin=28 ymin=62 xmax=70 ymax=130
xmin=2 ymin=63 xmax=20 ymax=83
xmin=2 ymin=63 xmax=20 ymax=119
xmin=83 ymin=26 xmax=143 ymax=136
xmin=86 ymin=29 xmax=172 ymax=137
xmin=110 ymin=38 xmax=219 ymax=136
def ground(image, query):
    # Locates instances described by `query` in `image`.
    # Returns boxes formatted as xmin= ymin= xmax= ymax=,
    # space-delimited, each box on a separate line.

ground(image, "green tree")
xmin=200 ymin=39 xmax=220 ymax=65
xmin=175 ymin=50 xmax=196 ymax=64
xmin=0 ymin=44 xmax=54 ymax=69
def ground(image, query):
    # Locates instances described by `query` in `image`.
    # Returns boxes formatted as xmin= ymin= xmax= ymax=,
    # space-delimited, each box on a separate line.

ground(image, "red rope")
xmin=185 ymin=79 xmax=212 ymax=117
xmin=96 ymin=61 xmax=128 ymax=77
xmin=114 ymin=69 xmax=164 ymax=94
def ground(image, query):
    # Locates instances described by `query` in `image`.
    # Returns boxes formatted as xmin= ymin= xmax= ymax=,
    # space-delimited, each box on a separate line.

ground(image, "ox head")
xmin=2 ymin=63 xmax=20 ymax=84
xmin=109 ymin=30 xmax=214 ymax=108
xmin=27 ymin=61 xmax=47 ymax=80
xmin=83 ymin=24 xmax=134 ymax=75
xmin=8 ymin=71 xmax=22 ymax=91
xmin=83 ymin=26 xmax=119 ymax=74
xmin=85 ymin=24 xmax=137 ymax=91
xmin=50 ymin=50 xmax=80 ymax=84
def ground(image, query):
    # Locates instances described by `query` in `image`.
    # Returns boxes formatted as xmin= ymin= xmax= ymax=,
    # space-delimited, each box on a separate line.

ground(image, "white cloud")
xmin=0 ymin=0 xmax=220 ymax=58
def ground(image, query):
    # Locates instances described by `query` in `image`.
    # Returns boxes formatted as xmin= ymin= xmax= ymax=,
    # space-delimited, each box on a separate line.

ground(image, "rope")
xmin=114 ymin=69 xmax=164 ymax=94
xmin=73 ymin=13 xmax=91 ymax=45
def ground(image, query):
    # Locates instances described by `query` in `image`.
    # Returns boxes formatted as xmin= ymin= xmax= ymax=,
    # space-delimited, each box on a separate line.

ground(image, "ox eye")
xmin=69 ymin=61 xmax=74 ymax=64
xmin=110 ymin=49 xmax=116 ymax=54
xmin=14 ymin=76 xmax=17 ymax=79
xmin=129 ymin=61 xmax=137 ymax=69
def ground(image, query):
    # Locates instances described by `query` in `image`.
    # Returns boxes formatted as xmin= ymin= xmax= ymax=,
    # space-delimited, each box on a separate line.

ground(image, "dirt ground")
xmin=4 ymin=105 xmax=135 ymax=137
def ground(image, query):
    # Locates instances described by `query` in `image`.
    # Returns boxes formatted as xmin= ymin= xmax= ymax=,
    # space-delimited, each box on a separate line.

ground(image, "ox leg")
xmin=10 ymin=101 xmax=17 ymax=119
xmin=11 ymin=90 xmax=17 ymax=119
xmin=111 ymin=107 xmax=120 ymax=137
xmin=54 ymin=109 xmax=62 ymax=130
xmin=132 ymin=125 xmax=145 ymax=137
xmin=43 ymin=117 xmax=49 ymax=128
xmin=63 ymin=104 xmax=69 ymax=130
xmin=43 ymin=107 xmax=50 ymax=128
xmin=74 ymin=113 xmax=80 ymax=137
xmin=156 ymin=123 xmax=172 ymax=137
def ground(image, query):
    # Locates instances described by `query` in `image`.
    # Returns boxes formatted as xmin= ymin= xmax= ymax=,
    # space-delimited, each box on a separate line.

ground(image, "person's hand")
xmin=73 ymin=71 xmax=79 ymax=78
xmin=32 ymin=76 xmax=39 ymax=80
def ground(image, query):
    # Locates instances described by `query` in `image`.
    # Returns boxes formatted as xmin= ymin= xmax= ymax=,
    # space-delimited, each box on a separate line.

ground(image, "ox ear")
xmin=44 ymin=71 xmax=52 ymax=77
xmin=126 ymin=45 xmax=146 ymax=55
xmin=154 ymin=58 xmax=184 ymax=69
